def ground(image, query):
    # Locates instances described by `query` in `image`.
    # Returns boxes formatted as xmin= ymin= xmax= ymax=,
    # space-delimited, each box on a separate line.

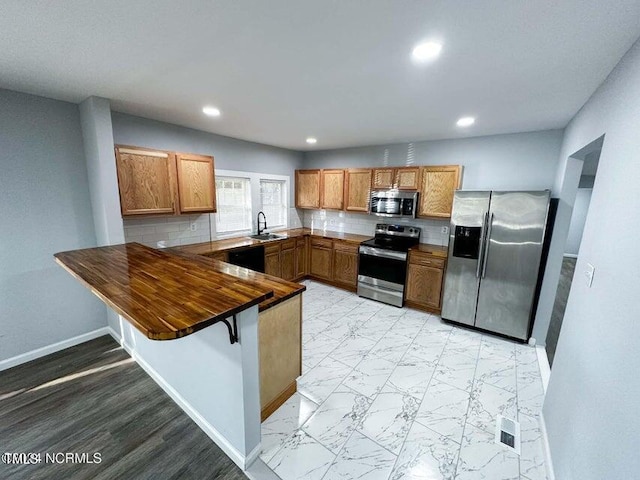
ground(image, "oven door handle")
xmin=359 ymin=246 xmax=407 ymax=261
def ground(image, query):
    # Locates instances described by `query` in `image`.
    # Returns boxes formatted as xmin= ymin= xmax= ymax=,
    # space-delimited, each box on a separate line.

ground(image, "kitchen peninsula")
xmin=54 ymin=242 xmax=305 ymax=469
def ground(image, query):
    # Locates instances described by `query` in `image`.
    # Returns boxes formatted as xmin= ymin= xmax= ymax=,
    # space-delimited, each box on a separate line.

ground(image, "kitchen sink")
xmin=248 ymin=233 xmax=286 ymax=242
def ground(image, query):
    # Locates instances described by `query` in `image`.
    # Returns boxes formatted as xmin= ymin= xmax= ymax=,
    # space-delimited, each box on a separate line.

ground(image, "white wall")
xmin=0 ymin=89 xmax=106 ymax=364
xmin=543 ymin=38 xmax=640 ymax=479
xmin=564 ymin=188 xmax=592 ymax=256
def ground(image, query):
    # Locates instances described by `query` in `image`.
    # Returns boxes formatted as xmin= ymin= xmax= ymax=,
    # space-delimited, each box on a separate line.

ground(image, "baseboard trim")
xmin=0 ymin=327 xmax=110 ymax=372
xmin=107 ymin=327 xmax=259 ymax=471
xmin=538 ymin=412 xmax=556 ymax=480
xmin=536 ymin=345 xmax=551 ymax=393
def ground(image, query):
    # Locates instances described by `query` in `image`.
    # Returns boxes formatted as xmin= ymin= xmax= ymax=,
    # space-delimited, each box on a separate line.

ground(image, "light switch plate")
xmin=585 ymin=263 xmax=595 ymax=287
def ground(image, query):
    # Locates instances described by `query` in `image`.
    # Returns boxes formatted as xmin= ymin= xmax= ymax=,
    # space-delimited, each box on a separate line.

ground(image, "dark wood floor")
xmin=0 ymin=335 xmax=247 ymax=480
xmin=546 ymin=256 xmax=577 ymax=366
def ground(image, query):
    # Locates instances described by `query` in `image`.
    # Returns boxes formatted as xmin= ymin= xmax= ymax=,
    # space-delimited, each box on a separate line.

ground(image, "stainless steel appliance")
xmin=442 ymin=190 xmax=550 ymax=340
xmin=357 ymin=224 xmax=421 ymax=307
xmin=369 ymin=190 xmax=418 ymax=218
xmin=228 ymin=245 xmax=265 ymax=273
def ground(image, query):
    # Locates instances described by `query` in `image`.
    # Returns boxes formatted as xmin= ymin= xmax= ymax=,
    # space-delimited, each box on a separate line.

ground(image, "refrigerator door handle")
xmin=476 ymin=211 xmax=489 ymax=278
xmin=481 ymin=213 xmax=494 ymax=278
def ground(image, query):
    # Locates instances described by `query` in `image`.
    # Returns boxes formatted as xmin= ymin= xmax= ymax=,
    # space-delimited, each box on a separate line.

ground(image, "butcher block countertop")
xmin=409 ymin=243 xmax=449 ymax=258
xmin=173 ymin=228 xmax=371 ymax=256
xmin=54 ymin=243 xmax=304 ymax=341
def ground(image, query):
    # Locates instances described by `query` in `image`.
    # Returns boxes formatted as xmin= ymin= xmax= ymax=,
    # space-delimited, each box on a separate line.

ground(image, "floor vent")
xmin=495 ymin=415 xmax=521 ymax=455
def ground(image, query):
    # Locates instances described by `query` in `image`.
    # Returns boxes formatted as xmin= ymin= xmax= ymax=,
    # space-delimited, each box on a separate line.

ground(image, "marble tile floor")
xmin=261 ymin=281 xmax=548 ymax=480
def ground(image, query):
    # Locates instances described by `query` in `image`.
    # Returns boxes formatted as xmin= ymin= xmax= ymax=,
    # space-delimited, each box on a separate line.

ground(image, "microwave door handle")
xmin=481 ymin=213 xmax=494 ymax=278
xmin=476 ymin=212 xmax=488 ymax=278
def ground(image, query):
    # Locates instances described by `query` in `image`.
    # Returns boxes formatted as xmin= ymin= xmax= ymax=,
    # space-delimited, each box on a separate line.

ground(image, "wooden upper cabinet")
xmin=395 ymin=167 xmax=420 ymax=190
xmin=418 ymin=165 xmax=462 ymax=218
xmin=295 ymin=170 xmax=321 ymax=209
xmin=344 ymin=169 xmax=372 ymax=212
xmin=372 ymin=168 xmax=395 ymax=189
xmin=321 ymin=169 xmax=345 ymax=210
xmin=115 ymin=146 xmax=178 ymax=216
xmin=176 ymin=153 xmax=216 ymax=213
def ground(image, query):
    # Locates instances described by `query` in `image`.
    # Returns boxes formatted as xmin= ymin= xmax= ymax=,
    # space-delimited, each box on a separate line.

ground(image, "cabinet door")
xmin=281 ymin=247 xmax=295 ymax=281
xmin=265 ymin=252 xmax=281 ymax=277
xmin=345 ymin=169 xmax=372 ymax=212
xmin=395 ymin=167 xmax=420 ymax=190
xmin=372 ymin=168 xmax=395 ymax=189
xmin=333 ymin=248 xmax=358 ymax=287
xmin=406 ymin=263 xmax=444 ymax=309
xmin=295 ymin=240 xmax=307 ymax=278
xmin=295 ymin=170 xmax=321 ymax=209
xmin=176 ymin=153 xmax=216 ymax=213
xmin=321 ymin=169 xmax=345 ymax=210
xmin=418 ymin=166 xmax=462 ymax=218
xmin=310 ymin=246 xmax=333 ymax=280
xmin=115 ymin=146 xmax=177 ymax=216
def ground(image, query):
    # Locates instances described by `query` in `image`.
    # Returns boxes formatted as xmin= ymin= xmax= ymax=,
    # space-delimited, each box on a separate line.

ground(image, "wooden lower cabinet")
xmin=295 ymin=238 xmax=307 ymax=279
xmin=281 ymin=246 xmax=295 ymax=281
xmin=264 ymin=243 xmax=281 ymax=277
xmin=259 ymin=295 xmax=302 ymax=421
xmin=310 ymin=240 xmax=333 ymax=280
xmin=333 ymin=243 xmax=358 ymax=288
xmin=405 ymin=251 xmax=445 ymax=313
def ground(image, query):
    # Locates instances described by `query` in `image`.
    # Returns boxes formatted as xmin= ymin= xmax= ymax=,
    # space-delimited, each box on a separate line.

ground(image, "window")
xmin=260 ymin=179 xmax=287 ymax=228
xmin=215 ymin=176 xmax=252 ymax=234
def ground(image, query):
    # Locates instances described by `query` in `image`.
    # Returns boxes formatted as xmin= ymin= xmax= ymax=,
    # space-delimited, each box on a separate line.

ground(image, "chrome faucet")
xmin=257 ymin=211 xmax=267 ymax=235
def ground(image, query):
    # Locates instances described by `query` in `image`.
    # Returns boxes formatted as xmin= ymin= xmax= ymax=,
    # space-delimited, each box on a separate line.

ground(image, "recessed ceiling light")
xmin=202 ymin=106 xmax=221 ymax=117
xmin=456 ymin=116 xmax=475 ymax=127
xmin=412 ymin=41 xmax=442 ymax=62
xmin=306 ymin=137 xmax=317 ymax=145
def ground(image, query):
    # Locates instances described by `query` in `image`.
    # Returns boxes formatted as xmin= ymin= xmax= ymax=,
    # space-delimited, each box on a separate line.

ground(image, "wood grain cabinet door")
xmin=418 ymin=166 xmax=462 ymax=218
xmin=344 ymin=169 xmax=372 ymax=212
xmin=321 ymin=169 xmax=345 ymax=210
xmin=265 ymin=252 xmax=281 ymax=277
xmin=176 ymin=153 xmax=216 ymax=213
xmin=295 ymin=239 xmax=307 ymax=278
xmin=372 ymin=168 xmax=395 ymax=189
xmin=281 ymin=247 xmax=295 ymax=281
xmin=115 ymin=146 xmax=178 ymax=216
xmin=333 ymin=245 xmax=359 ymax=287
xmin=310 ymin=246 xmax=333 ymax=280
xmin=406 ymin=263 xmax=444 ymax=309
xmin=395 ymin=167 xmax=420 ymax=190
xmin=295 ymin=170 xmax=321 ymax=209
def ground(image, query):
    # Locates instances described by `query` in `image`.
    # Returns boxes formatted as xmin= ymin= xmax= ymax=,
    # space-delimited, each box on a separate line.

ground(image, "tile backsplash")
xmin=303 ymin=210 xmax=450 ymax=246
xmin=123 ymin=208 xmax=303 ymax=248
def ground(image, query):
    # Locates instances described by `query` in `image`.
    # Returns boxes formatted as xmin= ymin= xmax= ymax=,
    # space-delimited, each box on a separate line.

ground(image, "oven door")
xmin=357 ymin=246 xmax=407 ymax=307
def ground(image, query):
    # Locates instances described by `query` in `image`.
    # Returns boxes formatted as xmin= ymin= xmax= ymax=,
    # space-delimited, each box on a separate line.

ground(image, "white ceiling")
xmin=1 ymin=1 xmax=640 ymax=151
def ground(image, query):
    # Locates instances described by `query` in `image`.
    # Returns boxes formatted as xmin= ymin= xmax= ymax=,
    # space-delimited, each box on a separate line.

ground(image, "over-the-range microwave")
xmin=369 ymin=190 xmax=419 ymax=218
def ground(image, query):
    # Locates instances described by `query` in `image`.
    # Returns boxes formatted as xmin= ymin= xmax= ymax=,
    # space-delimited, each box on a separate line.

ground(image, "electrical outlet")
xmin=190 ymin=222 xmax=197 ymax=232
xmin=441 ymin=226 xmax=449 ymax=235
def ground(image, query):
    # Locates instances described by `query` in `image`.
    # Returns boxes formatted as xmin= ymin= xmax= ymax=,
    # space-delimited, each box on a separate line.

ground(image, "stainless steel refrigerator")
xmin=442 ymin=190 xmax=550 ymax=340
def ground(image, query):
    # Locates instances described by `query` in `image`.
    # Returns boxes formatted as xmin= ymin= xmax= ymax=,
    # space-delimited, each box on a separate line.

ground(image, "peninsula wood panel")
xmin=395 ymin=167 xmax=421 ymax=190
xmin=176 ymin=153 xmax=216 ymax=213
xmin=372 ymin=168 xmax=395 ymax=189
xmin=406 ymin=262 xmax=444 ymax=310
xmin=295 ymin=170 xmax=321 ymax=209
xmin=115 ymin=146 xmax=177 ymax=216
xmin=333 ymin=243 xmax=358 ymax=287
xmin=259 ymin=295 xmax=301 ymax=421
xmin=418 ymin=165 xmax=462 ymax=218
xmin=344 ymin=169 xmax=372 ymax=212
xmin=321 ymin=169 xmax=345 ymax=210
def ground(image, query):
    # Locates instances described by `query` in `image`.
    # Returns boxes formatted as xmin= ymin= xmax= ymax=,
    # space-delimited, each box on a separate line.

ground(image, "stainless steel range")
xmin=357 ymin=223 xmax=421 ymax=307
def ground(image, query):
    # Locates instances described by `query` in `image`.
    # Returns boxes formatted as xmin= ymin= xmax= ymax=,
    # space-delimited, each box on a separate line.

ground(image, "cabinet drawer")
xmin=410 ymin=252 xmax=445 ymax=269
xmin=311 ymin=237 xmax=333 ymax=249
xmin=333 ymin=240 xmax=359 ymax=253
xmin=281 ymin=239 xmax=296 ymax=250
xmin=265 ymin=242 xmax=281 ymax=255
